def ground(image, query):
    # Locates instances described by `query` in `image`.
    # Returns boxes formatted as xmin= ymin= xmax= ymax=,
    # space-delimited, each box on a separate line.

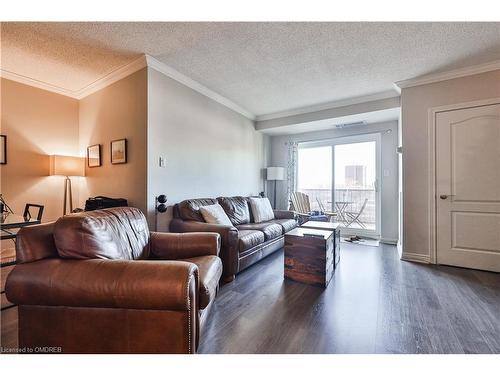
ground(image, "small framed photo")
xmin=0 ymin=135 xmax=6 ymax=164
xmin=87 ymin=144 xmax=101 ymax=167
xmin=111 ymin=139 xmax=127 ymax=164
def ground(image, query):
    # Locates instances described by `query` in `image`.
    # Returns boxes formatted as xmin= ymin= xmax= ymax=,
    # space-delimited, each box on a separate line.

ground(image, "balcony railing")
xmin=298 ymin=188 xmax=376 ymax=230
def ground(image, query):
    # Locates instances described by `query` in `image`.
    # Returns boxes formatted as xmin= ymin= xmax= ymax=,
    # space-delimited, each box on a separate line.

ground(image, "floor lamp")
xmin=50 ymin=155 xmax=85 ymax=215
xmin=266 ymin=167 xmax=285 ymax=209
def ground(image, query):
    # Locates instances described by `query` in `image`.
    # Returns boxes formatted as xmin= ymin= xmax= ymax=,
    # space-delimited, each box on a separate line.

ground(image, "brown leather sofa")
xmin=5 ymin=207 xmax=222 ymax=354
xmin=170 ymin=196 xmax=297 ymax=282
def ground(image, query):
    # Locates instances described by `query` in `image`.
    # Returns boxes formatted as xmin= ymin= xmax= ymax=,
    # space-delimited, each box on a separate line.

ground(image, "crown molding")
xmin=145 ymin=55 xmax=255 ymax=120
xmin=255 ymin=90 xmax=400 ymax=122
xmin=395 ymin=60 xmax=500 ymax=89
xmin=0 ymin=55 xmax=148 ymax=100
xmin=0 ymin=54 xmax=255 ymax=120
xmin=0 ymin=69 xmax=79 ymax=98
xmin=74 ymin=55 xmax=147 ymax=99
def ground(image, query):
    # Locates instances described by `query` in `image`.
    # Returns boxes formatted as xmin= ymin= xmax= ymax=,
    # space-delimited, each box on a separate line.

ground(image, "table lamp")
xmin=49 ymin=155 xmax=85 ymax=215
xmin=266 ymin=167 xmax=285 ymax=208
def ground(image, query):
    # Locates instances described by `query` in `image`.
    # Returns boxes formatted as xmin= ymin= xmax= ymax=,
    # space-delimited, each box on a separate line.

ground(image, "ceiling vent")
xmin=334 ymin=121 xmax=367 ymax=129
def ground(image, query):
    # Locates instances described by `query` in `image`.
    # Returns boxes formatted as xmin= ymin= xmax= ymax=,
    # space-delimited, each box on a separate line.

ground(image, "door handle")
xmin=439 ymin=194 xmax=455 ymax=200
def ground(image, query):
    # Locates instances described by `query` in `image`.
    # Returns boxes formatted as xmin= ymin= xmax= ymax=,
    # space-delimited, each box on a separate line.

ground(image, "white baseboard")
xmin=380 ymin=237 xmax=398 ymax=245
xmin=401 ymin=252 xmax=431 ymax=264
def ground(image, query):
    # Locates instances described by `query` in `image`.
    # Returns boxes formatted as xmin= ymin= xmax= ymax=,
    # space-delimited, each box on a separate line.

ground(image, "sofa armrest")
xmin=6 ymin=258 xmax=198 ymax=311
xmin=170 ymin=218 xmax=239 ymax=279
xmin=150 ymin=232 xmax=220 ymax=260
xmin=273 ymin=209 xmax=296 ymax=220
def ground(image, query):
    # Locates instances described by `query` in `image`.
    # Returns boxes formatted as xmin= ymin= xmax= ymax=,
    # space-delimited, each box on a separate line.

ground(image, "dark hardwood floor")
xmin=198 ymin=243 xmax=500 ymax=354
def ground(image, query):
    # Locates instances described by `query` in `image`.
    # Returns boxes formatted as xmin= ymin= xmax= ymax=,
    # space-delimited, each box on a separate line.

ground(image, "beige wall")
xmin=0 ymin=78 xmax=80 ymax=223
xmin=2 ymin=67 xmax=267 ymax=234
xmin=147 ymin=67 xmax=267 ymax=230
xmin=401 ymin=69 xmax=500 ymax=257
xmin=78 ymin=69 xmax=148 ymax=213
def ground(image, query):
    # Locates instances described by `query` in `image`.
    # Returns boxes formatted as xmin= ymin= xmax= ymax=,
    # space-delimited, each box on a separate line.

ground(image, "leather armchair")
xmin=170 ymin=219 xmax=239 ymax=282
xmin=6 ymin=208 xmax=222 ymax=354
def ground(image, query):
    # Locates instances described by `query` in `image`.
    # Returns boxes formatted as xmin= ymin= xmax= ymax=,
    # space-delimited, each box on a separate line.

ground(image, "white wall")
xmin=147 ymin=67 xmax=268 ymax=231
xmin=269 ymin=120 xmax=399 ymax=242
xmin=401 ymin=69 xmax=500 ymax=258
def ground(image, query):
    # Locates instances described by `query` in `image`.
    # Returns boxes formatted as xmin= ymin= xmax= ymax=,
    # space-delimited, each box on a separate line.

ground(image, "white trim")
xmin=0 ymin=55 xmax=148 ymax=100
xmin=395 ymin=60 xmax=500 ymax=89
xmin=0 ymin=69 xmax=79 ymax=98
xmin=392 ymin=82 xmax=402 ymax=95
xmin=256 ymin=91 xmax=400 ymax=121
xmin=1 ymin=53 xmax=255 ymax=120
xmin=401 ymin=252 xmax=430 ymax=264
xmin=380 ymin=237 xmax=398 ymax=245
xmin=145 ymin=55 xmax=255 ymax=120
xmin=427 ymin=97 xmax=500 ymax=265
xmin=75 ymin=55 xmax=147 ymax=99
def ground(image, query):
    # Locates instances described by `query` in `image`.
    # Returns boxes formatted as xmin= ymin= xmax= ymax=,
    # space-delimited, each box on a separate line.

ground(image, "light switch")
xmin=159 ymin=156 xmax=166 ymax=168
xmin=383 ymin=169 xmax=390 ymax=177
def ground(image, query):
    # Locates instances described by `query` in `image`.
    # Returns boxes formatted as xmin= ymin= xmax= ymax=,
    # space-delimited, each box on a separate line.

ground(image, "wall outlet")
xmin=159 ymin=156 xmax=166 ymax=168
xmin=383 ymin=169 xmax=390 ymax=177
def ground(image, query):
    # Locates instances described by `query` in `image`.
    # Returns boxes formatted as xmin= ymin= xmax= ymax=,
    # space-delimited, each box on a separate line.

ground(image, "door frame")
xmin=427 ymin=97 xmax=500 ymax=264
xmin=298 ymin=132 xmax=382 ymax=238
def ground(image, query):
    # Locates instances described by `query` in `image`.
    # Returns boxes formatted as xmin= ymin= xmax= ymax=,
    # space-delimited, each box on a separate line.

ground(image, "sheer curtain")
xmin=285 ymin=141 xmax=299 ymax=209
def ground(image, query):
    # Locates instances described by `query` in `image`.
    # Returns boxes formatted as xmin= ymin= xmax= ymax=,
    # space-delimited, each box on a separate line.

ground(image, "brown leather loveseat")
xmin=6 ymin=207 xmax=222 ymax=353
xmin=170 ymin=196 xmax=297 ymax=282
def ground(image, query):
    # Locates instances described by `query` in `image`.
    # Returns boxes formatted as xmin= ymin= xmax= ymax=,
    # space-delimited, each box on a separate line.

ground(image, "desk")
xmin=1 ymin=213 xmax=41 ymax=242
xmin=0 ymin=213 xmax=40 ymax=346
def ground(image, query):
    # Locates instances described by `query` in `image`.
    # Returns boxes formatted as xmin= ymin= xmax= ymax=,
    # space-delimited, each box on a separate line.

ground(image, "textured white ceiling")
xmin=1 ymin=22 xmax=499 ymax=116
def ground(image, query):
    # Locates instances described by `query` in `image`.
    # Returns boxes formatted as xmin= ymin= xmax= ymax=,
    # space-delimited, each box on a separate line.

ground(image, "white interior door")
xmin=436 ymin=103 xmax=500 ymax=272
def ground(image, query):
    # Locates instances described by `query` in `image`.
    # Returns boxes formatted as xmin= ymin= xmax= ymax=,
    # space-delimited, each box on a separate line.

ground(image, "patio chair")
xmin=343 ymin=198 xmax=368 ymax=228
xmin=290 ymin=192 xmax=329 ymax=224
xmin=316 ymin=198 xmax=337 ymax=222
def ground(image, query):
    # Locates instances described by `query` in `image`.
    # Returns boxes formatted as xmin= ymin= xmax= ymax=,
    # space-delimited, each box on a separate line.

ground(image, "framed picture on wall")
xmin=111 ymin=139 xmax=127 ymax=164
xmin=87 ymin=144 xmax=101 ymax=167
xmin=0 ymin=135 xmax=6 ymax=164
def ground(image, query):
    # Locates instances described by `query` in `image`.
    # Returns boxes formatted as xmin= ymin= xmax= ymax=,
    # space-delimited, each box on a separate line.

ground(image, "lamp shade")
xmin=49 ymin=155 xmax=85 ymax=177
xmin=267 ymin=167 xmax=285 ymax=181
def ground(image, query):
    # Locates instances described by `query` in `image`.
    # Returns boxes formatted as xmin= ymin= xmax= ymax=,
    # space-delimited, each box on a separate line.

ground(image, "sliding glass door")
xmin=297 ymin=146 xmax=332 ymax=212
xmin=297 ymin=134 xmax=381 ymax=237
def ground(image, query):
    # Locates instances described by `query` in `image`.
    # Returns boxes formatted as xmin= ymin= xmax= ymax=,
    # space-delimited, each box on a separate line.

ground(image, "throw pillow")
xmin=199 ymin=204 xmax=233 ymax=226
xmin=248 ymin=197 xmax=275 ymax=223
xmin=217 ymin=196 xmax=250 ymax=225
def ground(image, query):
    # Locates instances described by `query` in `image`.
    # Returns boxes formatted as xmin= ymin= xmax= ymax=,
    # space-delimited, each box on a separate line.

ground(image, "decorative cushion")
xmin=54 ymin=207 xmax=150 ymax=260
xmin=237 ymin=230 xmax=265 ymax=253
xmin=177 ymin=198 xmax=218 ymax=222
xmin=199 ymin=204 xmax=233 ymax=226
xmin=248 ymin=197 xmax=275 ymax=223
xmin=217 ymin=196 xmax=250 ymax=225
xmin=236 ymin=222 xmax=283 ymax=241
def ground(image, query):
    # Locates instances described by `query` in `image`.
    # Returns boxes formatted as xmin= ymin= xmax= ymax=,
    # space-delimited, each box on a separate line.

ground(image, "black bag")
xmin=84 ymin=196 xmax=128 ymax=211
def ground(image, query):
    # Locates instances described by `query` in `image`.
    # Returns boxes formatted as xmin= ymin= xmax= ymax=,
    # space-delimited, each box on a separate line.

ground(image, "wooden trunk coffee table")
xmin=300 ymin=221 xmax=340 ymax=269
xmin=284 ymin=227 xmax=337 ymax=287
